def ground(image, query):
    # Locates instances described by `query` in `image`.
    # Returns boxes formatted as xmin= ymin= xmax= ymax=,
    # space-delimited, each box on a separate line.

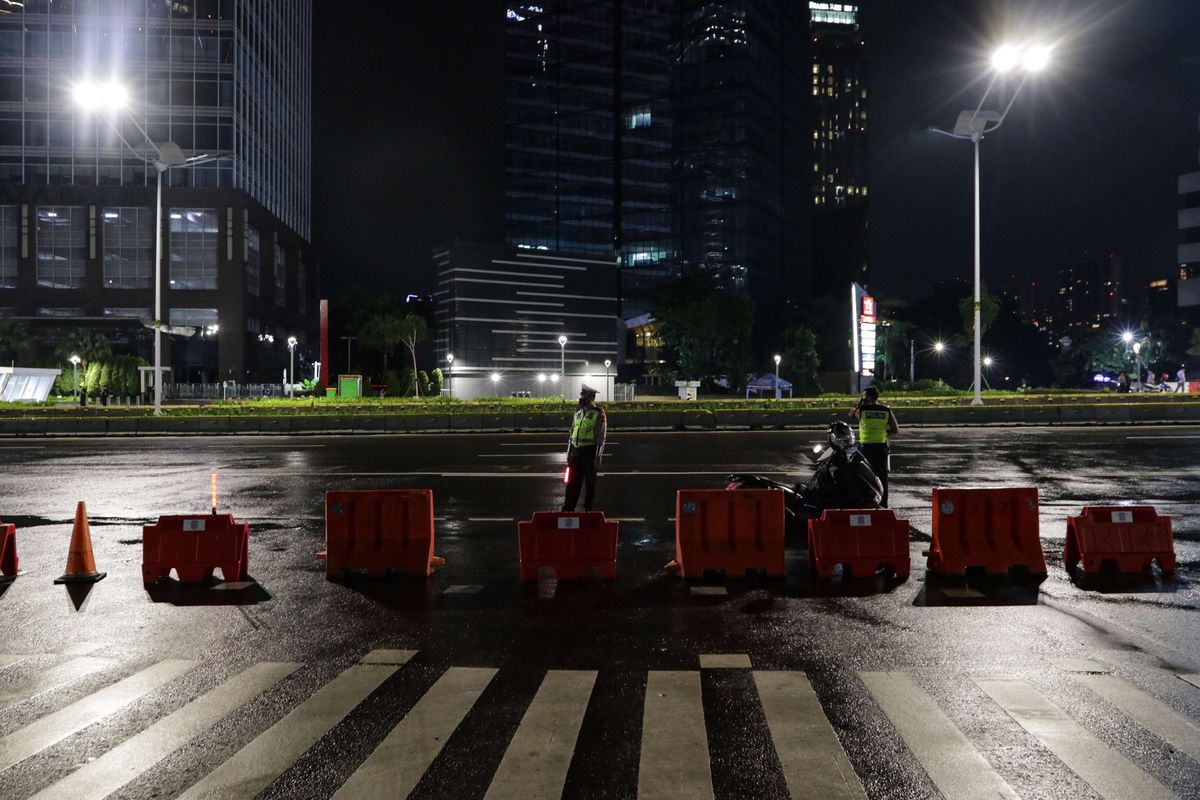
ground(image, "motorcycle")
xmin=726 ymin=421 xmax=883 ymax=534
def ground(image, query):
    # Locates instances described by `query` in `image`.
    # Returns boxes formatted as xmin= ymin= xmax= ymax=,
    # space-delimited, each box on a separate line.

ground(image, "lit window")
xmin=169 ymin=308 xmax=218 ymax=328
xmin=627 ymin=106 xmax=651 ymax=129
xmin=246 ymin=226 xmax=261 ymax=297
xmin=36 ymin=207 xmax=86 ymax=289
xmin=102 ymin=208 xmax=153 ymax=289
xmin=168 ymin=209 xmax=218 ymax=290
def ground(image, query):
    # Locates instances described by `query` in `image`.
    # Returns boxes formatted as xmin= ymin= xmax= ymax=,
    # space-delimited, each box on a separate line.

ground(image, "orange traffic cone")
xmin=54 ymin=501 xmax=107 ymax=584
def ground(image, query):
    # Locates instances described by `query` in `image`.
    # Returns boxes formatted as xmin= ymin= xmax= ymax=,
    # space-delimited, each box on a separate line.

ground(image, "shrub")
xmin=429 ymin=367 xmax=444 ymax=396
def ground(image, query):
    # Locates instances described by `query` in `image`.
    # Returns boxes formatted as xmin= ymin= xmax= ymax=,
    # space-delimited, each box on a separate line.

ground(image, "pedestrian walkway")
xmin=0 ymin=648 xmax=1196 ymax=799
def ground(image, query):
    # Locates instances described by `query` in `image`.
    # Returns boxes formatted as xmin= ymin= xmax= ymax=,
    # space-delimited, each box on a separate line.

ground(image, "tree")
xmin=429 ymin=367 xmax=444 ymax=396
xmin=357 ymin=309 xmax=405 ymax=374
xmin=779 ymin=326 xmax=822 ymax=394
xmin=875 ymin=320 xmax=914 ymax=382
xmin=651 ymin=273 xmax=754 ymax=390
xmin=0 ymin=319 xmax=29 ymax=362
xmin=54 ymin=329 xmax=112 ymax=367
xmin=397 ymin=314 xmax=428 ymax=397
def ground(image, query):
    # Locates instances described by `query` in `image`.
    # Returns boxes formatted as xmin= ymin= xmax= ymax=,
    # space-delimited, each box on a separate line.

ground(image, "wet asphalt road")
xmin=0 ymin=425 xmax=1198 ymax=800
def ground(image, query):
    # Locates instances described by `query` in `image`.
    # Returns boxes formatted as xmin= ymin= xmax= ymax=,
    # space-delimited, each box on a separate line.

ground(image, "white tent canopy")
xmin=0 ymin=367 xmax=61 ymax=402
xmin=745 ymin=373 xmax=793 ymax=398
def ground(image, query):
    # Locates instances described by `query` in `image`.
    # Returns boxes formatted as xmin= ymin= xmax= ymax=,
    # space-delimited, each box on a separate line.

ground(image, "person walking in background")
xmin=562 ymin=384 xmax=606 ymax=512
xmin=850 ymin=386 xmax=899 ymax=507
xmin=1116 ymin=372 xmax=1130 ymax=393
xmin=1176 ymin=364 xmax=1187 ymax=392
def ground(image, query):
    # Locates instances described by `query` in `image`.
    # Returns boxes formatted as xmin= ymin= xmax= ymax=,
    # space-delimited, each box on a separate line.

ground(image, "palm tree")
xmin=54 ymin=329 xmax=113 ymax=367
xmin=357 ymin=310 xmax=405 ymax=374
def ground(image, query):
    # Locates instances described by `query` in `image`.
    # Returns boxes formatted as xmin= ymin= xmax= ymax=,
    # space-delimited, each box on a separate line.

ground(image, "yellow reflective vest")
xmin=857 ymin=403 xmax=892 ymax=445
xmin=569 ymin=407 xmax=602 ymax=447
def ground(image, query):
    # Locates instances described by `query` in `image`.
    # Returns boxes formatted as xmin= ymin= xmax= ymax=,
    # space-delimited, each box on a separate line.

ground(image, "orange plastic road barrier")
xmin=324 ymin=490 xmax=444 ymax=580
xmin=666 ymin=489 xmax=785 ymax=579
xmin=1064 ymin=506 xmax=1175 ymax=577
xmin=807 ymin=509 xmax=910 ymax=580
xmin=54 ymin=501 xmax=107 ymax=584
xmin=518 ymin=512 xmax=618 ymax=581
xmin=0 ymin=522 xmax=16 ymax=582
xmin=142 ymin=514 xmax=250 ymax=586
xmin=924 ymin=487 xmax=1045 ymax=577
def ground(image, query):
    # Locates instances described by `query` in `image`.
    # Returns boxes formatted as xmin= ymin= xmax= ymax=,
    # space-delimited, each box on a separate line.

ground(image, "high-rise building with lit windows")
xmin=1179 ymin=113 xmax=1200 ymax=307
xmin=809 ymin=0 xmax=869 ymax=299
xmin=0 ymin=0 xmax=315 ymax=384
xmin=504 ymin=1 xmax=807 ymax=327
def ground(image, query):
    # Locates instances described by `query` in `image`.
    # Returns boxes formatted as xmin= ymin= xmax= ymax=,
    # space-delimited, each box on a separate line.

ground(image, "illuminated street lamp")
xmin=932 ymin=42 xmax=1053 ymax=406
xmin=773 ymin=354 xmax=782 ymax=400
xmin=69 ymin=354 xmax=81 ymax=399
xmin=73 ymin=78 xmax=227 ymax=416
xmin=603 ymin=359 xmax=612 ymax=401
xmin=558 ymin=335 xmax=568 ymax=400
xmin=446 ymin=352 xmax=454 ymax=398
xmin=287 ymin=336 xmax=298 ymax=397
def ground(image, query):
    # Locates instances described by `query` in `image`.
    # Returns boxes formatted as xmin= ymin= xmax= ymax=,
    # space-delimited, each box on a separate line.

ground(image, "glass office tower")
xmin=0 ymin=0 xmax=314 ymax=383
xmin=809 ymin=1 xmax=869 ymax=298
xmin=505 ymin=1 xmax=807 ymax=323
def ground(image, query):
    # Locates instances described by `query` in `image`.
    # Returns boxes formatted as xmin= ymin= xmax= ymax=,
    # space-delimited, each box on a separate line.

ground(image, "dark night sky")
xmin=312 ymin=0 xmax=1200 ymax=306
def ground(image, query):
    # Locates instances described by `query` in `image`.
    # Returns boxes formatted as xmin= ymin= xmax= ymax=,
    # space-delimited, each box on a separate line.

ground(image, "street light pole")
xmin=341 ymin=335 xmax=355 ymax=376
xmin=604 ymin=359 xmax=612 ymax=401
xmin=446 ymin=352 xmax=454 ymax=398
xmin=773 ymin=354 xmax=781 ymax=400
xmin=287 ymin=336 xmax=298 ymax=397
xmin=70 ymin=354 xmax=80 ymax=399
xmin=558 ymin=335 xmax=568 ymax=400
xmin=932 ymin=43 xmax=1052 ymax=406
xmin=74 ymin=79 xmax=228 ymax=415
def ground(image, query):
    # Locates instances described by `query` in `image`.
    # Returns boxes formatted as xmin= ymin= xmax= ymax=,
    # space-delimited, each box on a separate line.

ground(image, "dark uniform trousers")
xmin=859 ymin=442 xmax=889 ymax=507
xmin=562 ymin=445 xmax=598 ymax=511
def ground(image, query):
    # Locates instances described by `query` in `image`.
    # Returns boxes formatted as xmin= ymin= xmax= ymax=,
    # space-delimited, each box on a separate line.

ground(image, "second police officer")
xmin=562 ymin=383 xmax=606 ymax=512
xmin=850 ymin=386 xmax=898 ymax=507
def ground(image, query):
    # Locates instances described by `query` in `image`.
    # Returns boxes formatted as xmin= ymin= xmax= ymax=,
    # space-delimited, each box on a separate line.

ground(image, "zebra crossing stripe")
xmin=860 ymin=671 xmax=1018 ymax=800
xmin=26 ymin=662 xmax=300 ymax=800
xmin=176 ymin=662 xmax=400 ymax=800
xmin=1070 ymin=673 xmax=1200 ymax=764
xmin=484 ymin=670 xmax=597 ymax=800
xmin=754 ymin=671 xmax=866 ymax=800
xmin=0 ymin=656 xmax=113 ymax=712
xmin=0 ymin=659 xmax=200 ymax=774
xmin=972 ymin=674 xmax=1178 ymax=800
xmin=333 ymin=667 xmax=497 ymax=799
xmin=638 ymin=671 xmax=714 ymax=800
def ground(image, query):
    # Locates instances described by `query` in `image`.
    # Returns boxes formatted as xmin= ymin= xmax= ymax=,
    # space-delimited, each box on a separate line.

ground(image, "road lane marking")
xmin=755 ymin=671 xmax=866 ymax=800
xmin=689 ymin=586 xmax=727 ymax=596
xmin=28 ymin=662 xmax=299 ymax=800
xmin=177 ymin=662 xmax=399 ymax=800
xmin=1180 ymin=675 xmax=1200 ymax=691
xmin=971 ymin=674 xmax=1177 ymax=800
xmin=443 ymin=585 xmax=484 ymax=594
xmin=1071 ymin=673 xmax=1200 ymax=762
xmin=360 ymin=649 xmax=417 ymax=666
xmin=860 ymin=671 xmax=1017 ymax=800
xmin=266 ymin=470 xmax=798 ymax=478
xmin=1126 ymin=435 xmax=1200 ymax=440
xmin=608 ymin=517 xmax=645 ymax=522
xmin=468 ymin=517 xmax=516 ymax=522
xmin=484 ymin=669 xmax=597 ymax=800
xmin=333 ymin=667 xmax=497 ymax=799
xmin=0 ymin=656 xmax=113 ymax=711
xmin=0 ymin=659 xmax=200 ymax=773
xmin=501 ymin=441 xmax=619 ymax=446
xmin=638 ymin=671 xmax=714 ymax=800
xmin=480 ymin=453 xmax=566 ymax=458
xmin=700 ymin=654 xmax=751 ymax=669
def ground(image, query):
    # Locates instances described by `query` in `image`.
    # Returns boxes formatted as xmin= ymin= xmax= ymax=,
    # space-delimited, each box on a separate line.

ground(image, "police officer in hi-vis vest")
xmin=850 ymin=386 xmax=899 ymax=507
xmin=562 ymin=383 xmax=607 ymax=512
